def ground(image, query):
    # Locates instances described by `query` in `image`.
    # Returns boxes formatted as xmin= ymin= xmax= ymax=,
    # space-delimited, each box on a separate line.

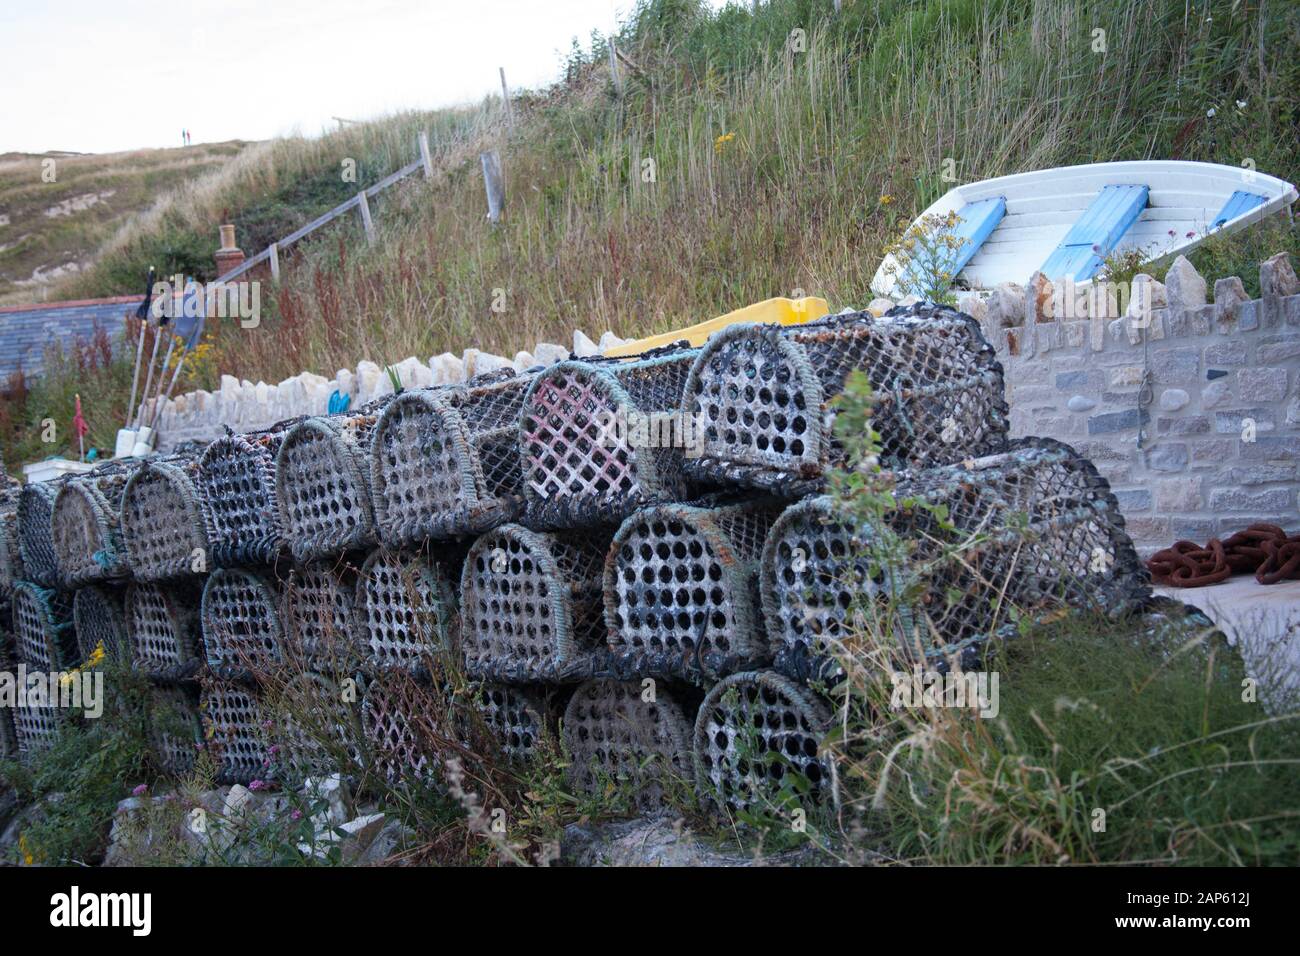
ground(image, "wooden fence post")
xmin=499 ymin=67 xmax=513 ymax=124
xmin=418 ymin=131 xmax=434 ymax=179
xmin=357 ymin=191 xmax=376 ymax=243
xmin=268 ymin=243 xmax=280 ymax=284
xmin=481 ymin=151 xmax=505 ymax=224
xmin=608 ymin=38 xmax=623 ymax=96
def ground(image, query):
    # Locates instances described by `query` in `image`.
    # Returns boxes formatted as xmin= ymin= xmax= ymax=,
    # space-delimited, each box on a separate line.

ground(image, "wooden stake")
xmin=358 ymin=191 xmax=376 ymax=243
xmin=499 ymin=67 xmax=513 ymax=124
xmin=481 ymin=151 xmax=505 ymax=224
xmin=418 ymin=131 xmax=433 ymax=179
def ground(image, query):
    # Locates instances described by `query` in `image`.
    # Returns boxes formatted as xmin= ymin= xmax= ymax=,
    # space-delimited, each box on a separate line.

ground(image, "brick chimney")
xmin=214 ymin=224 xmax=244 ymax=278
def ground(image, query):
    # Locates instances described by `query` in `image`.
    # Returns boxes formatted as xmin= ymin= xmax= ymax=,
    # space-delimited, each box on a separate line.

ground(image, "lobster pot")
xmin=196 ymin=421 xmax=301 ymax=567
xmin=562 ymin=679 xmax=693 ymax=810
xmin=121 ymin=457 xmax=213 ymax=582
xmin=694 ymin=670 xmax=832 ymax=816
xmin=51 ymin=463 xmax=136 ymax=587
xmin=11 ymin=581 xmax=75 ymax=671
xmin=281 ymin=562 xmax=362 ymax=669
xmin=127 ymin=581 xmax=204 ymax=682
xmin=0 ymin=703 xmax=16 ymax=761
xmin=361 ymin=673 xmax=441 ymax=784
xmin=461 ymin=524 xmax=610 ymax=683
xmin=760 ymin=437 xmax=1149 ymax=678
xmin=372 ymin=375 xmax=529 ymax=546
xmin=357 ymin=549 xmax=458 ymax=674
xmin=17 ymin=480 xmax=66 ymax=588
xmin=148 ymin=685 xmax=203 ymax=776
xmin=520 ymin=350 xmax=698 ymax=530
xmin=271 ymin=670 xmax=364 ymax=782
xmin=473 ymin=684 xmax=547 ymax=763
xmin=0 ymin=503 xmax=24 ymax=594
xmin=201 ymin=568 xmax=284 ymax=676
xmin=276 ymin=403 xmax=389 ymax=564
xmin=200 ymin=679 xmax=274 ymax=785
xmin=605 ymin=501 xmax=782 ymax=681
xmin=73 ymin=584 xmax=129 ymax=665
xmin=13 ymin=701 xmax=61 ymax=759
xmin=681 ymin=305 xmax=1008 ymax=493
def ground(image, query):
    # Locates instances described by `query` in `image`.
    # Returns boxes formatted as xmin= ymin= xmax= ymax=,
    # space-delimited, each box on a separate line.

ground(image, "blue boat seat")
xmin=902 ymin=196 xmax=1006 ymax=292
xmin=1210 ymin=190 xmax=1267 ymax=230
xmin=1039 ymin=184 xmax=1149 ymax=282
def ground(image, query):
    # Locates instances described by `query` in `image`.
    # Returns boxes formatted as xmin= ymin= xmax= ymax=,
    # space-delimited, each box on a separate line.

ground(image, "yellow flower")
xmin=879 ymin=194 xmax=893 ymax=205
xmin=713 ymin=132 xmax=736 ymax=155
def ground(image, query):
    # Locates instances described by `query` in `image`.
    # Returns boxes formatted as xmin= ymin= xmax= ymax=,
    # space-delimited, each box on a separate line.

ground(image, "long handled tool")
xmin=125 ymin=267 xmax=156 ymax=429
xmin=147 ymin=281 xmax=207 ymax=433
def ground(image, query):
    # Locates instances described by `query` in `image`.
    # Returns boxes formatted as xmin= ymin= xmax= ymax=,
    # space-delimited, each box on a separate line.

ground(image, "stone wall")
xmin=963 ymin=252 xmax=1300 ymax=555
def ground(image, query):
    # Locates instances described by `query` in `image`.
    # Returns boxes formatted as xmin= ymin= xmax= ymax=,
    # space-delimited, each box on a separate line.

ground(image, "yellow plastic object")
xmin=602 ymin=296 xmax=831 ymax=358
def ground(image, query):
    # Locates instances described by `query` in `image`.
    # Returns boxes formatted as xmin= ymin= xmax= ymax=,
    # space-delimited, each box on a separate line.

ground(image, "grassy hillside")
xmin=0 ymin=142 xmax=249 ymax=304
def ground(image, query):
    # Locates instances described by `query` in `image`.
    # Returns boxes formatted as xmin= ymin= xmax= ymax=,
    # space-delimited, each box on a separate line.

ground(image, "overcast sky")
xmin=0 ymin=0 xmax=725 ymax=155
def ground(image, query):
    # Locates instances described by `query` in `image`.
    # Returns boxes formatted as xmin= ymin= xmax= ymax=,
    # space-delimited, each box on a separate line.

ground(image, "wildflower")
xmin=713 ymin=132 xmax=736 ymax=155
xmin=249 ymin=779 xmax=268 ymax=791
xmin=290 ymin=809 xmax=303 ymax=821
xmin=1206 ymin=107 xmax=1216 ymax=118
xmin=132 ymin=783 xmax=148 ymax=797
xmin=880 ymin=194 xmax=894 ymax=205
xmin=1186 ymin=231 xmax=1195 ymax=238
xmin=1235 ymin=99 xmax=1247 ymax=110
xmin=268 ymin=744 xmax=280 ymax=756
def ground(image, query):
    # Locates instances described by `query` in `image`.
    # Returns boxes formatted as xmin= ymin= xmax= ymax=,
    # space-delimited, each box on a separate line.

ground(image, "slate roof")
xmin=0 ymin=296 xmax=141 ymax=379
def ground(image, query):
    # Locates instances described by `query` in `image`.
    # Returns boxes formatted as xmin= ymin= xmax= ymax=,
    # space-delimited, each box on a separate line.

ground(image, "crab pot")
xmin=357 ymin=549 xmax=458 ymax=674
xmin=201 ymin=568 xmax=284 ymax=678
xmin=271 ymin=670 xmax=365 ymax=782
xmin=196 ymin=420 xmax=302 ymax=567
xmin=520 ymin=350 xmax=698 ymax=530
xmin=473 ymin=684 xmax=548 ymax=763
xmin=0 ymin=501 xmax=25 ymax=594
xmin=121 ymin=457 xmax=213 ymax=582
xmin=281 ymin=562 xmax=362 ymax=669
xmin=200 ymin=679 xmax=275 ymax=785
xmin=13 ymin=701 xmax=61 ymax=759
xmin=693 ymin=670 xmax=833 ymax=816
xmin=276 ymin=403 xmax=390 ymax=564
xmin=73 ymin=584 xmax=130 ymax=665
xmin=461 ymin=524 xmax=610 ymax=683
xmin=372 ymin=375 xmax=530 ymax=546
xmin=17 ymin=479 xmax=66 ymax=588
xmin=562 ymin=678 xmax=694 ymax=810
xmin=604 ymin=501 xmax=783 ymax=682
xmin=361 ymin=672 xmax=441 ymax=784
xmin=148 ymin=685 xmax=204 ymax=776
xmin=127 ymin=581 xmax=204 ymax=682
xmin=760 ymin=437 xmax=1148 ymax=679
xmin=50 ymin=463 xmax=136 ymax=587
xmin=11 ymin=581 xmax=75 ymax=671
xmin=681 ymin=304 xmax=1009 ymax=494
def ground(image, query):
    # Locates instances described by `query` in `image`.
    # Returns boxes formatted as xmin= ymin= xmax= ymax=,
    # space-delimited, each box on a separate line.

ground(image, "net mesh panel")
xmin=0 ymin=501 xmax=25 ymax=594
xmin=372 ymin=375 xmax=529 ymax=545
xmin=17 ymin=479 xmax=65 ymax=587
xmin=13 ymin=701 xmax=60 ymax=759
xmin=282 ymin=562 xmax=362 ymax=670
xmin=357 ymin=549 xmax=458 ymax=674
xmin=273 ymin=670 xmax=364 ymax=783
xmin=51 ymin=462 xmax=136 ymax=587
xmin=761 ymin=437 xmax=1151 ymax=680
xmin=127 ymin=581 xmax=204 ymax=681
xmin=562 ymin=679 xmax=693 ymax=810
xmin=520 ymin=351 xmax=697 ymax=529
xmin=682 ymin=304 xmax=1009 ymax=494
xmin=121 ymin=457 xmax=213 ymax=582
xmin=148 ymin=685 xmax=203 ymax=776
xmin=693 ymin=670 xmax=831 ymax=816
xmin=12 ymin=581 xmax=75 ymax=670
xmin=201 ymin=568 xmax=284 ymax=675
xmin=475 ymin=684 xmax=546 ymax=762
xmin=73 ymin=584 xmax=129 ymax=664
xmin=461 ymin=524 xmax=610 ymax=682
xmin=361 ymin=673 xmax=440 ymax=784
xmin=201 ymin=679 xmax=274 ymax=785
xmin=196 ymin=420 xmax=302 ymax=567
xmin=275 ymin=401 xmax=391 ymax=564
xmin=605 ymin=501 xmax=782 ymax=681
xmin=0 ymin=699 xmax=16 ymax=761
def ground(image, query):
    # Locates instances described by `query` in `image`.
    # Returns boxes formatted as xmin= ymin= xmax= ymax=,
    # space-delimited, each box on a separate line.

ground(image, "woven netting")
xmin=604 ymin=501 xmax=783 ymax=681
xmin=201 ymin=568 xmax=284 ymax=676
xmin=761 ymin=437 xmax=1150 ymax=680
xmin=361 ymin=673 xmax=441 ymax=784
xmin=275 ymin=401 xmax=391 ymax=564
xmin=0 ymin=501 xmax=25 ymax=594
xmin=681 ymin=304 xmax=1009 ymax=494
xmin=196 ymin=419 xmax=303 ymax=567
xmin=11 ymin=581 xmax=75 ymax=671
xmin=50 ymin=461 xmax=137 ymax=587
xmin=271 ymin=670 xmax=365 ymax=783
xmin=461 ymin=524 xmax=610 ymax=682
xmin=17 ymin=479 xmax=67 ymax=588
xmin=0 ymin=700 xmax=16 ymax=761
xmin=372 ymin=375 xmax=530 ymax=546
xmin=474 ymin=684 xmax=547 ymax=762
xmin=73 ymin=584 xmax=129 ymax=665
xmin=357 ymin=548 xmax=458 ymax=674
xmin=127 ymin=581 xmax=204 ymax=682
xmin=281 ymin=562 xmax=362 ymax=669
xmin=693 ymin=670 xmax=832 ymax=816
xmin=200 ymin=679 xmax=275 ymax=785
xmin=562 ymin=678 xmax=694 ymax=810
xmin=121 ymin=456 xmax=213 ymax=582
xmin=520 ymin=350 xmax=698 ymax=530
xmin=13 ymin=701 xmax=61 ymax=759
xmin=148 ymin=685 xmax=203 ymax=777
